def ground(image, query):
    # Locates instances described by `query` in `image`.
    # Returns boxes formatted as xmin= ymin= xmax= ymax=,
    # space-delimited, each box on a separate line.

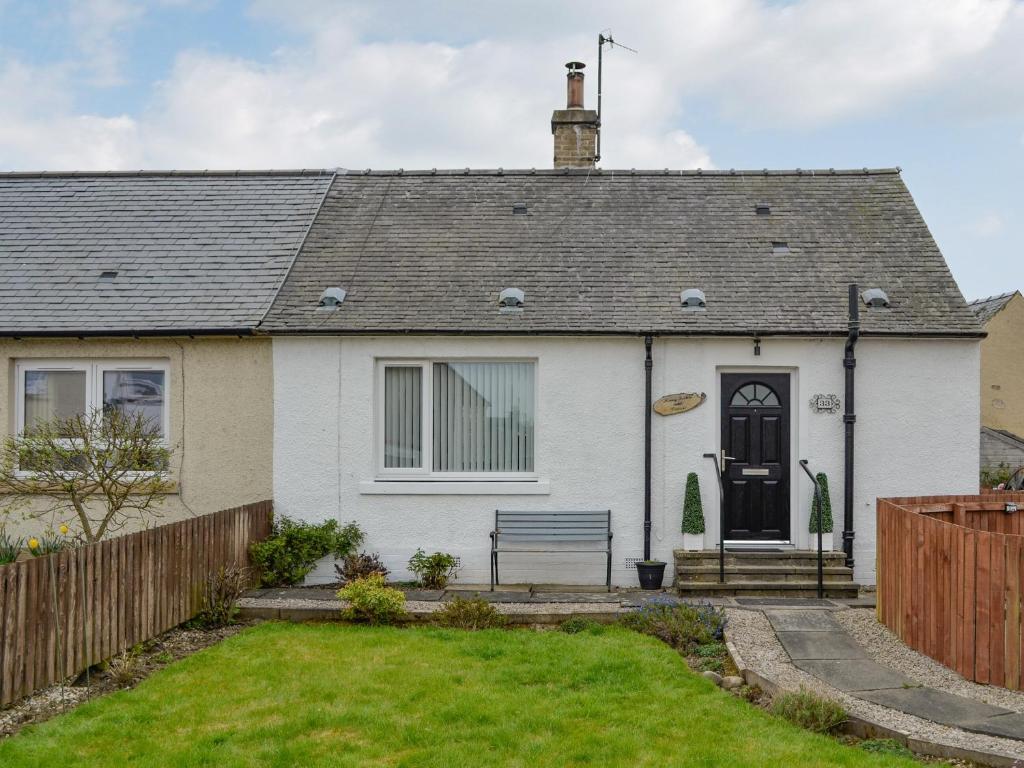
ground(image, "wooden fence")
xmin=0 ymin=500 xmax=273 ymax=707
xmin=877 ymin=493 xmax=1024 ymax=690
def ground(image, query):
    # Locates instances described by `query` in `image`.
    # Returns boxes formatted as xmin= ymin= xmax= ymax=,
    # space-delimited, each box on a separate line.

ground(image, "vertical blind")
xmin=432 ymin=362 xmax=535 ymax=473
xmin=383 ymin=366 xmax=423 ymax=468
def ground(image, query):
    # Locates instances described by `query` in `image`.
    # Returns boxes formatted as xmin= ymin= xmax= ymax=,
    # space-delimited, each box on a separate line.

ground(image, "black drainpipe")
xmin=644 ymin=334 xmax=653 ymax=561
xmin=843 ymin=284 xmax=860 ymax=570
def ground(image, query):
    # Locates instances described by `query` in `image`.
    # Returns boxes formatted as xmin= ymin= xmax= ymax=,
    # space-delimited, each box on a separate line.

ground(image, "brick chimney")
xmin=551 ymin=62 xmax=598 ymax=168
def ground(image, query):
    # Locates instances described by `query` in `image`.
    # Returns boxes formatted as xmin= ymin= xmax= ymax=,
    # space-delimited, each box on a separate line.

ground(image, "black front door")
xmin=721 ymin=373 xmax=791 ymax=541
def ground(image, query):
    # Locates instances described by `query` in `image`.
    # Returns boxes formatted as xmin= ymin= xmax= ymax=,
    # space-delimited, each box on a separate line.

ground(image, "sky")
xmin=0 ymin=0 xmax=1020 ymax=301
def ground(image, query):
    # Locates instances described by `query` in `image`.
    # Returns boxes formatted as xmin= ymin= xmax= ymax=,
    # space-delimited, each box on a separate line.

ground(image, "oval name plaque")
xmin=653 ymin=392 xmax=706 ymax=416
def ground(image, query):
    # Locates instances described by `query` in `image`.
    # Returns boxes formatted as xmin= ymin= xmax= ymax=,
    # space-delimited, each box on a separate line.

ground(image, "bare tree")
xmin=0 ymin=408 xmax=174 ymax=543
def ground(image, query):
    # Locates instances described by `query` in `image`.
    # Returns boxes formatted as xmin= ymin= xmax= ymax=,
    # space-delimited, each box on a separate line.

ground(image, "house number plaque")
xmin=653 ymin=392 xmax=706 ymax=416
xmin=810 ymin=394 xmax=841 ymax=414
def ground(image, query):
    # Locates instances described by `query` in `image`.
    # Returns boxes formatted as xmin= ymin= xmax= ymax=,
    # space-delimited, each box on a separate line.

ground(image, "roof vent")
xmin=317 ymin=286 xmax=347 ymax=311
xmin=861 ymin=288 xmax=890 ymax=308
xmin=512 ymin=202 xmax=528 ymax=215
xmin=680 ymin=288 xmax=706 ymax=310
xmin=772 ymin=241 xmax=790 ymax=254
xmin=98 ymin=270 xmax=118 ymax=282
xmin=498 ymin=287 xmax=525 ymax=310
xmin=755 ymin=204 xmax=771 ymax=216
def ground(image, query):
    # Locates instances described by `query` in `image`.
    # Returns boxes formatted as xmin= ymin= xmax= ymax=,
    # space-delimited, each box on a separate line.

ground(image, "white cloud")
xmin=0 ymin=0 xmax=1020 ymax=170
xmin=67 ymin=0 xmax=144 ymax=86
xmin=972 ymin=211 xmax=1005 ymax=237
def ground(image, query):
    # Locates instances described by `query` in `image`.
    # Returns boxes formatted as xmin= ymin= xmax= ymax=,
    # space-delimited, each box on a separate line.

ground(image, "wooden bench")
xmin=489 ymin=510 xmax=613 ymax=592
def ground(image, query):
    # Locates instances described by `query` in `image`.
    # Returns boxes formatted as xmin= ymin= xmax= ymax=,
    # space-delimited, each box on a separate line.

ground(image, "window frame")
xmin=15 ymin=358 xmax=171 ymax=445
xmin=374 ymin=358 xmax=538 ymax=482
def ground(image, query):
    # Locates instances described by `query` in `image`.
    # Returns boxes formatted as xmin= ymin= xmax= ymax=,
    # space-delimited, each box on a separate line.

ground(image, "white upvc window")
xmin=15 ymin=359 xmax=170 ymax=440
xmin=376 ymin=359 xmax=537 ymax=480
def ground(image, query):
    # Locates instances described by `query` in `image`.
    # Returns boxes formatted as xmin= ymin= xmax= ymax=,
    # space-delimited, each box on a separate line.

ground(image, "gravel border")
xmin=0 ymin=624 xmax=245 ymax=739
xmin=836 ymin=609 xmax=1024 ymax=714
xmin=725 ymin=607 xmax=1024 ymax=761
xmin=237 ymin=597 xmax=623 ymax=615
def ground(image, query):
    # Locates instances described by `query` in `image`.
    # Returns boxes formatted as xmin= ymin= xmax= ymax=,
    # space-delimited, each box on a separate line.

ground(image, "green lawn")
xmin=0 ymin=622 xmax=915 ymax=767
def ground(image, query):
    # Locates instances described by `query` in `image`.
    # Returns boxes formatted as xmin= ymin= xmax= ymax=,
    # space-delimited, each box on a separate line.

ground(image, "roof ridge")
xmin=969 ymin=290 xmax=1018 ymax=305
xmin=0 ymin=169 xmax=341 ymax=178
xmin=0 ymin=166 xmax=903 ymax=179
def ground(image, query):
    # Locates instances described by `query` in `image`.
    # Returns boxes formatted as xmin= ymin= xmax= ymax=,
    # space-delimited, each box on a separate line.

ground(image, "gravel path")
xmin=836 ymin=608 xmax=1024 ymax=714
xmin=237 ymin=597 xmax=622 ymax=615
xmin=725 ymin=607 xmax=1024 ymax=760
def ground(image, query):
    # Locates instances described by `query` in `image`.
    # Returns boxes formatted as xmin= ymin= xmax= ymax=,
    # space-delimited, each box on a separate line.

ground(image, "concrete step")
xmin=675 ymin=565 xmax=854 ymax=584
xmin=675 ymin=580 xmax=860 ymax=599
xmin=674 ymin=550 xmax=847 ymax=569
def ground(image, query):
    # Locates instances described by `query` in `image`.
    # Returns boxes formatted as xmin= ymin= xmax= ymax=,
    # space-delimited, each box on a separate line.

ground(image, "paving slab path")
xmin=765 ymin=609 xmax=1024 ymax=741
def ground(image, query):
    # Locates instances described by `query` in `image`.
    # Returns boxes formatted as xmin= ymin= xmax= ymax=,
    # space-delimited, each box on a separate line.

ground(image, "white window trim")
xmin=14 ymin=359 xmax=171 ymax=476
xmin=374 ymin=357 xmax=539 ymax=481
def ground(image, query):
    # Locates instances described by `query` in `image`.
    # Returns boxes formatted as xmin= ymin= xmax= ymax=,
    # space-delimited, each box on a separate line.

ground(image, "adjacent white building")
xmin=263 ymin=162 xmax=983 ymax=588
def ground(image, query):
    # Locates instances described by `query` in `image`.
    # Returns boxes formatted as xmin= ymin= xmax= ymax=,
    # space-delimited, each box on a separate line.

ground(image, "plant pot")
xmin=682 ymin=532 xmax=703 ymax=551
xmin=636 ymin=560 xmax=666 ymax=590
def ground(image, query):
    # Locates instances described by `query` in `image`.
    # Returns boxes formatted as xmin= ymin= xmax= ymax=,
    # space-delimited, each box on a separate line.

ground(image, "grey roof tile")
xmin=968 ymin=291 xmax=1019 ymax=324
xmin=262 ymin=168 xmax=981 ymax=336
xmin=0 ymin=171 xmax=332 ymax=333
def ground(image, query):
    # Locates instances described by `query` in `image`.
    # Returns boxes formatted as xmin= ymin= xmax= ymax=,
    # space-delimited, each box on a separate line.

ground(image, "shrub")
xmin=770 ymin=688 xmax=847 ymax=734
xmin=808 ymin=472 xmax=834 ymax=534
xmin=194 ymin=565 xmax=249 ymax=628
xmin=433 ymin=597 xmax=507 ymax=630
xmin=693 ymin=642 xmax=727 ymax=658
xmin=0 ymin=531 xmax=22 ymax=564
xmin=981 ymin=463 xmax=1013 ymax=490
xmin=408 ymin=549 xmax=458 ymax=589
xmin=336 ymin=551 xmax=389 ymax=584
xmin=107 ymin=647 xmax=143 ymax=687
xmin=619 ymin=599 xmax=726 ymax=652
xmin=250 ymin=517 xmax=364 ymax=587
xmin=682 ymin=472 xmax=705 ymax=535
xmin=858 ymin=739 xmax=913 ymax=758
xmin=338 ymin=573 xmax=407 ymax=625
xmin=560 ymin=617 xmax=606 ymax=635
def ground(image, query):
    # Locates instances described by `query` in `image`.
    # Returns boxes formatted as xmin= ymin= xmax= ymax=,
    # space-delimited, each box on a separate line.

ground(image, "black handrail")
xmin=799 ymin=459 xmax=824 ymax=599
xmin=703 ymin=453 xmax=725 ymax=583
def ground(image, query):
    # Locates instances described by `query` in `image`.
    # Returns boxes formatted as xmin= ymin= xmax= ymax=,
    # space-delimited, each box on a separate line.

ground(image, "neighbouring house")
xmin=970 ymin=291 xmax=1024 ymax=481
xmin=0 ymin=170 xmax=332 ymax=536
xmin=264 ymin=67 xmax=983 ymax=589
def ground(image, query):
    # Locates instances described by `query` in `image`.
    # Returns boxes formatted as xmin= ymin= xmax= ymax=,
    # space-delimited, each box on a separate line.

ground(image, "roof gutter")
xmin=0 ymin=328 xmax=260 ymax=339
xmin=256 ymin=327 xmax=986 ymax=340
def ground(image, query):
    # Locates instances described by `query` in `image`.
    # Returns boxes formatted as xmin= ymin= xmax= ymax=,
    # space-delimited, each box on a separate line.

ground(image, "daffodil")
xmin=28 ymin=537 xmax=39 ymax=550
xmin=59 ymin=524 xmax=69 ymax=535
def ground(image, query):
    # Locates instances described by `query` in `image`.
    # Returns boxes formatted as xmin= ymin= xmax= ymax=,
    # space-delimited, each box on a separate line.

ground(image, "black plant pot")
xmin=636 ymin=561 xmax=666 ymax=590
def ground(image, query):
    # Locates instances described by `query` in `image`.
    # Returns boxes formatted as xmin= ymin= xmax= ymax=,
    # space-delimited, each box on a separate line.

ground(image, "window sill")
xmin=358 ymin=480 xmax=551 ymax=496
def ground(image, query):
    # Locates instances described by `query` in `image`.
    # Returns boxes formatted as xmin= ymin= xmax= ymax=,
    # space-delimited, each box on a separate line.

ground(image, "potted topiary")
xmin=808 ymin=472 xmax=834 ymax=536
xmin=635 ymin=560 xmax=666 ymax=590
xmin=682 ymin=472 xmax=705 ymax=550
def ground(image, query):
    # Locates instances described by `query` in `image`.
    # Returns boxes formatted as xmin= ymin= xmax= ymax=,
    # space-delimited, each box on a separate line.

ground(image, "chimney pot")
xmin=565 ymin=61 xmax=586 ymax=109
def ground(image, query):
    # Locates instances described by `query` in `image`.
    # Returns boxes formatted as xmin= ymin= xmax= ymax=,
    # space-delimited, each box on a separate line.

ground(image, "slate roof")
xmin=0 ymin=171 xmax=333 ymax=334
xmin=969 ymin=291 xmax=1019 ymax=325
xmin=262 ymin=168 xmax=982 ymax=337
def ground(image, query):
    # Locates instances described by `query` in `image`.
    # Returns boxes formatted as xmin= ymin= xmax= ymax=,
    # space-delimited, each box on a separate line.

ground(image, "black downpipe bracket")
xmin=643 ymin=335 xmax=653 ymax=561
xmin=843 ymin=284 xmax=860 ymax=570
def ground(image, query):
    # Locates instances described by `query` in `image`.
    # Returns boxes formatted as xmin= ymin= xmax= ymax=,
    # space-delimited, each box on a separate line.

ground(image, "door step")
xmin=676 ymin=565 xmax=854 ymax=584
xmin=676 ymin=581 xmax=860 ymax=599
xmin=674 ymin=549 xmax=858 ymax=598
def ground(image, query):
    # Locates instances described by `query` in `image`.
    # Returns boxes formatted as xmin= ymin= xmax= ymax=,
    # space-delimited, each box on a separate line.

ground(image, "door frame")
xmin=717 ymin=367 xmax=798 ymax=546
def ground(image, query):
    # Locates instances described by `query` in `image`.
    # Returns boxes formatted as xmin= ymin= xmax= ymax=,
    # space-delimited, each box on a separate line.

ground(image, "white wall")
xmin=273 ymin=334 xmax=979 ymax=587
